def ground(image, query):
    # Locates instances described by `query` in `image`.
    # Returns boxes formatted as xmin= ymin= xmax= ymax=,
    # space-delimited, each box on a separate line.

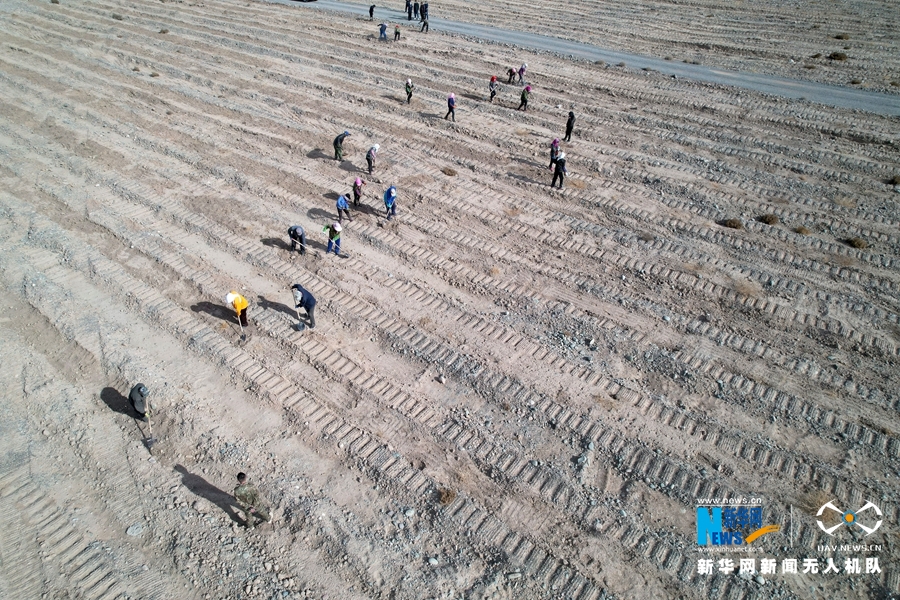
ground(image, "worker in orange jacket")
xmin=226 ymin=291 xmax=250 ymax=326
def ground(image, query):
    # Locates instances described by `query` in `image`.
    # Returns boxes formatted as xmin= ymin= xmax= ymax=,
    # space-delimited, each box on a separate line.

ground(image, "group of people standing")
xmin=404 ymin=0 xmax=428 ymax=21
xmin=373 ymin=1 xmax=430 ymax=39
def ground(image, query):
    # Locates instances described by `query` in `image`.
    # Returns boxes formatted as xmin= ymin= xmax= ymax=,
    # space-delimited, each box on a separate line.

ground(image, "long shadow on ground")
xmin=174 ymin=464 xmax=243 ymax=524
xmin=256 ymin=295 xmax=297 ymax=319
xmin=99 ymin=386 xmax=136 ymax=417
xmin=190 ymin=301 xmax=233 ymax=321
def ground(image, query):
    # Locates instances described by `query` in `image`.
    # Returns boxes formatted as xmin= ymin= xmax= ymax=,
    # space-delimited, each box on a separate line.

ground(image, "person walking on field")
xmin=517 ymin=85 xmax=531 ymax=111
xmin=506 ymin=67 xmax=516 ymax=84
xmin=352 ymin=177 xmax=366 ymax=207
xmin=379 ymin=22 xmax=388 ymax=41
xmin=445 ymin=93 xmax=456 ymax=121
xmin=333 ymin=130 xmax=350 ymax=161
xmin=489 ymin=75 xmax=498 ymax=103
xmin=324 ymin=222 xmax=342 ymax=256
xmin=291 ymin=283 xmax=316 ymax=329
xmin=336 ymin=194 xmax=353 ymax=222
xmin=384 ymin=186 xmax=397 ymax=219
xmin=517 ymin=63 xmax=527 ymax=84
xmin=366 ymin=144 xmax=379 ymax=175
xmin=564 ymin=111 xmax=575 ymax=142
xmin=551 ymin=152 xmax=568 ymax=189
xmin=369 ymin=4 xmax=375 ymax=19
xmin=548 ymin=138 xmax=560 ymax=170
xmin=395 ymin=24 xmax=402 ymax=40
xmin=234 ymin=473 xmax=271 ymax=529
xmin=226 ymin=291 xmax=250 ymax=327
xmin=288 ymin=225 xmax=307 ymax=255
xmin=405 ymin=78 xmax=415 ymax=103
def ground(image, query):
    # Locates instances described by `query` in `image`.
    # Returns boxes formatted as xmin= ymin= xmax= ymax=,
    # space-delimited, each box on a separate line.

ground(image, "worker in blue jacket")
xmin=336 ymin=194 xmax=353 ymax=222
xmin=384 ymin=186 xmax=397 ymax=220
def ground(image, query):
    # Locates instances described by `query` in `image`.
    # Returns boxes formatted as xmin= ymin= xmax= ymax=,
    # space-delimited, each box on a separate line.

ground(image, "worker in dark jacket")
xmin=445 ymin=93 xmax=456 ymax=121
xmin=366 ymin=144 xmax=379 ymax=175
xmin=129 ymin=384 xmax=151 ymax=421
xmin=517 ymin=85 xmax=531 ymax=111
xmin=489 ymin=76 xmax=498 ymax=103
xmin=333 ymin=131 xmax=351 ymax=160
xmin=288 ymin=225 xmax=306 ymax=254
xmin=563 ymin=111 xmax=575 ymax=142
xmin=291 ymin=283 xmax=316 ymax=329
xmin=549 ymin=138 xmax=560 ymax=170
xmin=551 ymin=152 xmax=567 ymax=189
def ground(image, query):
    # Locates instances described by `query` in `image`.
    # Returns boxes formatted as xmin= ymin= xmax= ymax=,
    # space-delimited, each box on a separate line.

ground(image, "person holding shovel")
xmin=383 ymin=185 xmax=397 ymax=219
xmin=234 ymin=472 xmax=271 ymax=529
xmin=517 ymin=85 xmax=531 ymax=111
xmin=336 ymin=194 xmax=353 ymax=223
xmin=366 ymin=144 xmax=379 ymax=176
xmin=291 ymin=283 xmax=316 ymax=329
xmin=324 ymin=222 xmax=342 ymax=256
xmin=226 ymin=291 xmax=250 ymax=327
xmin=333 ymin=130 xmax=351 ymax=161
xmin=288 ymin=225 xmax=306 ymax=255
xmin=129 ymin=383 xmax=151 ymax=421
xmin=352 ymin=177 xmax=366 ymax=207
xmin=129 ymin=383 xmax=157 ymax=448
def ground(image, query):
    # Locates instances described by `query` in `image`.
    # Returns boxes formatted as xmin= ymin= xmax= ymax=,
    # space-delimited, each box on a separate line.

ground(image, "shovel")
xmin=143 ymin=414 xmax=158 ymax=451
xmin=237 ymin=313 xmax=246 ymax=341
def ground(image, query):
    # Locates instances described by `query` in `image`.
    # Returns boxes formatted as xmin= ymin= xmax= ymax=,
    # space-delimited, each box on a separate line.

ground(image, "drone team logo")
xmin=816 ymin=501 xmax=883 ymax=536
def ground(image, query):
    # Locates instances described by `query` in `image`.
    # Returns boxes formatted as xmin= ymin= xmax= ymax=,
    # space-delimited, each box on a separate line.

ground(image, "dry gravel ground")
xmin=0 ymin=0 xmax=898 ymax=599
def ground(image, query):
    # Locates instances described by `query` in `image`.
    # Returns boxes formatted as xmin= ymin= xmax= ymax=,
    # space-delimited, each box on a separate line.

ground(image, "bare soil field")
xmin=0 ymin=0 xmax=898 ymax=599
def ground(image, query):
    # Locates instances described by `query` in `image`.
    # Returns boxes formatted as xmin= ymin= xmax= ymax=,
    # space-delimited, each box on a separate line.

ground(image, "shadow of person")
xmin=306 ymin=148 xmax=332 ymax=160
xmin=257 ymin=295 xmax=297 ymax=318
xmin=174 ymin=464 xmax=242 ymax=524
xmin=338 ymin=161 xmax=360 ymax=173
xmin=418 ymin=111 xmax=443 ymax=119
xmin=323 ymin=191 xmax=340 ymax=201
xmin=352 ymin=203 xmax=380 ymax=217
xmin=99 ymin=387 xmax=136 ymax=417
xmin=261 ymin=237 xmax=291 ymax=251
xmin=307 ymin=207 xmax=335 ymax=222
xmin=190 ymin=301 xmax=233 ymax=321
xmin=506 ymin=171 xmax=546 ymax=186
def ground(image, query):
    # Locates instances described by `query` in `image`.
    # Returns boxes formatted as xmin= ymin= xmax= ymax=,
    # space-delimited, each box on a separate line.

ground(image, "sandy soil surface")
xmin=0 ymin=0 xmax=898 ymax=599
xmin=372 ymin=0 xmax=900 ymax=95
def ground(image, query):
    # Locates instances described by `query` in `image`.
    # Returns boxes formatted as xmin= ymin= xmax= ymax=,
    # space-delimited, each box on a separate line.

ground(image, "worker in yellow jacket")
xmin=226 ymin=291 xmax=249 ymax=326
